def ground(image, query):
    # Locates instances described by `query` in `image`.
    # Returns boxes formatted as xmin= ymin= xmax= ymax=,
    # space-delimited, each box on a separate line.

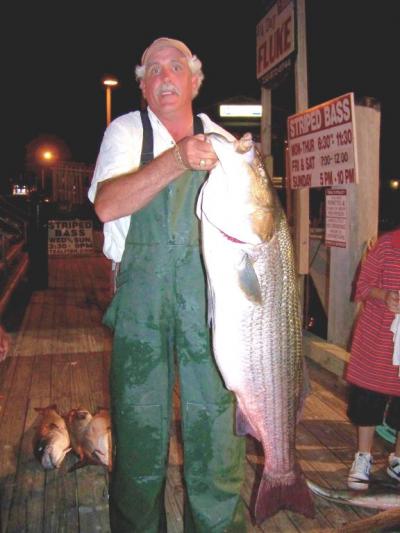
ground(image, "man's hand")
xmin=177 ymin=134 xmax=218 ymax=171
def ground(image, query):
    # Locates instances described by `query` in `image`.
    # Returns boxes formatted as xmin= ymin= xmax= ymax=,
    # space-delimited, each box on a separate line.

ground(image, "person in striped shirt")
xmin=346 ymin=228 xmax=400 ymax=490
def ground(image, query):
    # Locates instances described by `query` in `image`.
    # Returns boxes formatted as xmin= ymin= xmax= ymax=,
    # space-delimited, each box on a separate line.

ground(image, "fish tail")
xmin=255 ymin=464 xmax=315 ymax=523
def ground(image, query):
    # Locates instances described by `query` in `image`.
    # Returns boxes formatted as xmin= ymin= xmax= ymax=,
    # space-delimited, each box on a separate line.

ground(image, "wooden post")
xmin=261 ymin=87 xmax=273 ymax=176
xmin=327 ymin=99 xmax=381 ymax=349
xmin=294 ymin=0 xmax=310 ymax=276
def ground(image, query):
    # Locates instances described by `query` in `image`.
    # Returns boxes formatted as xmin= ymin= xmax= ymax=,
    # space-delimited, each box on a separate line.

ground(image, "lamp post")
xmin=102 ymin=76 xmax=119 ymax=126
xmin=40 ymin=149 xmax=55 ymax=191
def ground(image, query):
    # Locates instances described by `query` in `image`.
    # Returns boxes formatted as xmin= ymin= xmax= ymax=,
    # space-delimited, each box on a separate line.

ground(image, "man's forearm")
xmin=94 ymin=147 xmax=184 ymax=222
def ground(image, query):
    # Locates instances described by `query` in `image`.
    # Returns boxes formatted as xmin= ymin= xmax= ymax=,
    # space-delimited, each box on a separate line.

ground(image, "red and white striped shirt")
xmin=346 ymin=229 xmax=400 ymax=395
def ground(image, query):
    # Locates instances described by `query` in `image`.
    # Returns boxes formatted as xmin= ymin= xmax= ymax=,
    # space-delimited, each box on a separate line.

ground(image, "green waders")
xmin=103 ymin=114 xmax=246 ymax=532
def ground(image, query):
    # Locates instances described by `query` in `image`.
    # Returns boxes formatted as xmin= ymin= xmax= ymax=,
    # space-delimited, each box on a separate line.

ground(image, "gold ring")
xmin=200 ymin=159 xmax=206 ymax=167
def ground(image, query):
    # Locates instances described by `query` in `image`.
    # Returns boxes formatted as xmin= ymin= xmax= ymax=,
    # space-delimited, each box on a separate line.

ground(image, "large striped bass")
xmin=196 ymin=133 xmax=315 ymax=522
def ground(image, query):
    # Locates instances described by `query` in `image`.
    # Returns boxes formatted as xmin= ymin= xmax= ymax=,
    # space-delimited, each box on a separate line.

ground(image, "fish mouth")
xmin=35 ymin=428 xmax=71 ymax=469
xmin=41 ymin=443 xmax=70 ymax=469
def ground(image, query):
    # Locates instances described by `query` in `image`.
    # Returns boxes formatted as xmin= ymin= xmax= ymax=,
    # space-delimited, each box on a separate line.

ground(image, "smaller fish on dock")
xmin=65 ymin=407 xmax=93 ymax=464
xmin=66 ymin=407 xmax=112 ymax=472
xmin=307 ymin=479 xmax=400 ymax=510
xmin=83 ymin=408 xmax=112 ymax=471
xmin=33 ymin=404 xmax=71 ymax=469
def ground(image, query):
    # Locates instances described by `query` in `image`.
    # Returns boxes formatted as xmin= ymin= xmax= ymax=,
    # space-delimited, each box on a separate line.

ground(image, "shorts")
xmin=347 ymin=384 xmax=400 ymax=430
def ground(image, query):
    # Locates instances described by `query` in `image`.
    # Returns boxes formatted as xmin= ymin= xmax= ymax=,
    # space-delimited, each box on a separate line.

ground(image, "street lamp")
xmin=102 ymin=75 xmax=119 ymax=126
xmin=39 ymin=149 xmax=56 ymax=191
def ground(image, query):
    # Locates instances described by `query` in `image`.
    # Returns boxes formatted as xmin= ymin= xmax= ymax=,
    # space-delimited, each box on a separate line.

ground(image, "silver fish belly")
xmin=197 ymin=133 xmax=314 ymax=522
xmin=307 ymin=479 xmax=400 ymax=510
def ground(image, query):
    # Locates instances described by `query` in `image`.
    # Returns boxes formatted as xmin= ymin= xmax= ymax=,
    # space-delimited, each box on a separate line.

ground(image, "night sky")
xmin=3 ymin=1 xmax=399 ymax=187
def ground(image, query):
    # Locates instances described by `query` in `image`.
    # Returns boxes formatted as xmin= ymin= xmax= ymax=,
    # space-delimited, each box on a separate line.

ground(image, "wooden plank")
xmin=43 ymin=459 xmax=79 ymax=532
xmin=75 ymin=465 xmax=110 ymax=533
xmin=0 ymin=355 xmax=18 ymax=422
xmin=6 ymin=396 xmax=46 ymax=533
xmin=165 ymin=465 xmax=184 ymax=533
xmin=69 ymin=352 xmax=92 ymax=411
xmin=50 ymin=352 xmax=72 ymax=417
xmin=86 ymin=351 xmax=110 ymax=411
xmin=0 ymin=384 xmax=31 ymax=532
xmin=336 ymin=508 xmax=400 ymax=532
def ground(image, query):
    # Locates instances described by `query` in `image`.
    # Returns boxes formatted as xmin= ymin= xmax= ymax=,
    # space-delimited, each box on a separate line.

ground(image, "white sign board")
xmin=287 ymin=92 xmax=358 ymax=189
xmin=256 ymin=0 xmax=295 ymax=82
xmin=325 ymin=189 xmax=348 ymax=248
xmin=48 ymin=219 xmax=93 ymax=256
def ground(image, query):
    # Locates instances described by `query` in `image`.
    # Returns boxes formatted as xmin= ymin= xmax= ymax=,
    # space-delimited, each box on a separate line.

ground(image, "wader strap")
xmin=140 ymin=110 xmax=154 ymax=165
xmin=194 ymin=115 xmax=204 ymax=135
xmin=139 ymin=110 xmax=204 ymax=165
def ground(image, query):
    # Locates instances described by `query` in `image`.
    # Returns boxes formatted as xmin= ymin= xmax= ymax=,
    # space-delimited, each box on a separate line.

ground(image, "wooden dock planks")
xmin=0 ymin=254 xmax=397 ymax=532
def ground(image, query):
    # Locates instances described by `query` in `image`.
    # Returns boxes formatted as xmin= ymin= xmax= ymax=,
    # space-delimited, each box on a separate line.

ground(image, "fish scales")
xmin=197 ymin=133 xmax=314 ymax=522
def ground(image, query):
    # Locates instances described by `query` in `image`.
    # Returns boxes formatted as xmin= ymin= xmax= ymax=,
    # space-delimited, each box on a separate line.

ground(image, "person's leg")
xmin=108 ymin=272 xmax=174 ymax=532
xmin=176 ymin=248 xmax=246 ymax=532
xmin=347 ymin=385 xmax=387 ymax=490
xmin=384 ymin=396 xmax=400 ymax=480
xmin=357 ymin=426 xmax=376 ymax=453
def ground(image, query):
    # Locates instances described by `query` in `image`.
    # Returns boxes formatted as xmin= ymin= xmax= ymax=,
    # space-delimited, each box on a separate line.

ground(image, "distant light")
xmin=103 ymin=77 xmax=119 ymax=87
xmin=389 ymin=178 xmax=400 ymax=190
xmin=13 ymin=184 xmax=30 ymax=196
xmin=219 ymin=104 xmax=262 ymax=118
xmin=42 ymin=150 xmax=54 ymax=161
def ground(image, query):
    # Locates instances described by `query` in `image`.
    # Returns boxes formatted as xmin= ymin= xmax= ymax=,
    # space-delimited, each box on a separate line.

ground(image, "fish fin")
xmin=255 ymin=464 xmax=315 ymax=523
xmin=236 ymin=405 xmax=260 ymax=440
xmin=237 ymin=253 xmax=262 ymax=304
xmin=93 ymin=448 xmax=105 ymax=457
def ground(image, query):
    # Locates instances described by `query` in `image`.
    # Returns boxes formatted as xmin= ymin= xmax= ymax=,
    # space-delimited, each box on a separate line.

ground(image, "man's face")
xmin=140 ymin=46 xmax=197 ymax=115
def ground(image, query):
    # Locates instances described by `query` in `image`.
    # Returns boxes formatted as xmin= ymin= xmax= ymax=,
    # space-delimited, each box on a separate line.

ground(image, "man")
xmin=89 ymin=37 xmax=246 ymax=532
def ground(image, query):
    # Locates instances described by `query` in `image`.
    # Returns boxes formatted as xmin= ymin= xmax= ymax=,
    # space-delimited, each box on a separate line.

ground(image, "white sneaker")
xmin=347 ymin=452 xmax=372 ymax=490
xmin=387 ymin=453 xmax=400 ymax=482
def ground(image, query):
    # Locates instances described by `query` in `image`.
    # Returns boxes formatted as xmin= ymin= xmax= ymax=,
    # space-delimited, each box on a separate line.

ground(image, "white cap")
xmin=141 ymin=37 xmax=193 ymax=65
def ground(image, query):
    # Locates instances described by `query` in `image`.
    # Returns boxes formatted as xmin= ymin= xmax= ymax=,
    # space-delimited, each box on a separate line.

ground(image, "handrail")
xmin=0 ymin=253 xmax=29 ymax=316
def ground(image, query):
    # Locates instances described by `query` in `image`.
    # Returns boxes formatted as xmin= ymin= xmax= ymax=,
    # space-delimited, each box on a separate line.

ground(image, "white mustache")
xmin=157 ymin=83 xmax=180 ymax=96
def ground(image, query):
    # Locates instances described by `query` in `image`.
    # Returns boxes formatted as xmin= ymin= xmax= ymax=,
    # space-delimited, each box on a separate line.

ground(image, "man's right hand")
xmin=177 ymin=135 xmax=218 ymax=172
